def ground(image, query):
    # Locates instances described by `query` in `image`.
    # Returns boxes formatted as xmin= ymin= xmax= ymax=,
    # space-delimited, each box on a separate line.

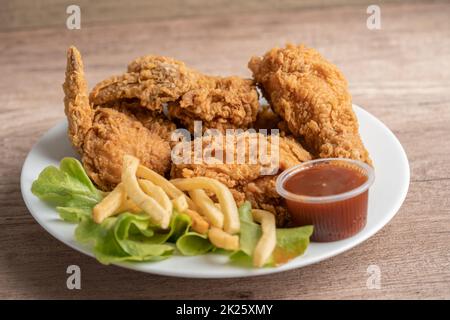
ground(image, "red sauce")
xmin=284 ymin=163 xmax=369 ymax=242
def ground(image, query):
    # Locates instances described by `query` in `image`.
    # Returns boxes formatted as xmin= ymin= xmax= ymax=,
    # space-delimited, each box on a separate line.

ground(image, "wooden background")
xmin=1 ymin=0 xmax=449 ymax=299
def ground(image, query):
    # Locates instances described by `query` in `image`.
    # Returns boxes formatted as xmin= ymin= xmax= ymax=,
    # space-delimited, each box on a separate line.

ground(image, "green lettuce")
xmin=75 ymin=213 xmax=175 ymax=264
xmin=31 ymin=157 xmax=103 ymax=222
xmin=31 ymin=158 xmax=213 ymax=264
xmin=231 ymin=201 xmax=313 ymax=267
xmin=176 ymin=232 xmax=213 ymax=256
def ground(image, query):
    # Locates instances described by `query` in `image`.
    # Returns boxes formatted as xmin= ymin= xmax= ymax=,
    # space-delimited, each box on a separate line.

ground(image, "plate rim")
xmin=20 ymin=104 xmax=410 ymax=278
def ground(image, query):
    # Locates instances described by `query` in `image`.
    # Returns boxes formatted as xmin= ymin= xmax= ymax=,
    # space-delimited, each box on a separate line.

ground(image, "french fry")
xmin=137 ymin=165 xmax=198 ymax=210
xmin=93 ymin=183 xmax=126 ymax=224
xmin=251 ymin=209 xmax=277 ymax=267
xmin=138 ymin=179 xmax=172 ymax=213
xmin=172 ymin=195 xmax=189 ymax=212
xmin=189 ymin=189 xmax=224 ymax=228
xmin=171 ymin=177 xmax=240 ymax=234
xmin=184 ymin=209 xmax=209 ymax=234
xmin=116 ymin=197 xmax=141 ymax=214
xmin=208 ymin=227 xmax=239 ymax=251
xmin=122 ymin=155 xmax=170 ymax=229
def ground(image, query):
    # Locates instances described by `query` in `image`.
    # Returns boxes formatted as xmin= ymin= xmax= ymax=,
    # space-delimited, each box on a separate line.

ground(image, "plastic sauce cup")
xmin=276 ymin=158 xmax=375 ymax=242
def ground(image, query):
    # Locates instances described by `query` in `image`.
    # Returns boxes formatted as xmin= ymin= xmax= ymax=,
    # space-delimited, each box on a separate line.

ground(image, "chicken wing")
xmin=249 ymin=44 xmax=372 ymax=165
xmin=63 ymin=47 xmax=173 ymax=191
xmin=63 ymin=46 xmax=93 ymax=153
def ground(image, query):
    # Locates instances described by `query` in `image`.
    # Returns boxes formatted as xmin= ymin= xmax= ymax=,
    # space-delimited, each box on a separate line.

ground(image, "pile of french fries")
xmin=92 ymin=155 xmax=276 ymax=267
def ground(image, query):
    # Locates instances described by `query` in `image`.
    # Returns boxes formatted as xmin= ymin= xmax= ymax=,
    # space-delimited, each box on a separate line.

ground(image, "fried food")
xmin=251 ymin=209 xmax=276 ymax=267
xmin=90 ymin=55 xmax=259 ymax=132
xmin=63 ymin=46 xmax=93 ymax=153
xmin=208 ymin=227 xmax=240 ymax=251
xmin=97 ymin=99 xmax=176 ymax=141
xmin=122 ymin=155 xmax=171 ymax=228
xmin=92 ymin=183 xmax=127 ymax=223
xmin=170 ymin=132 xmax=312 ymax=226
xmin=90 ymin=56 xmax=199 ymax=112
xmin=249 ymin=44 xmax=372 ymax=165
xmin=167 ymin=76 xmax=259 ymax=133
xmin=170 ymin=177 xmax=240 ymax=234
xmin=63 ymin=47 xmax=173 ymax=191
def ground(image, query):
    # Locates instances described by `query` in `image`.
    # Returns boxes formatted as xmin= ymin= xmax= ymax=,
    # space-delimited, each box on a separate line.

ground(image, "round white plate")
xmin=21 ymin=104 xmax=409 ymax=278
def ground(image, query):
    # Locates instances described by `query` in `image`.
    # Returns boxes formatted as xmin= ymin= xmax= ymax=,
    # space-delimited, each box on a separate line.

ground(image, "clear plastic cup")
xmin=276 ymin=158 xmax=375 ymax=242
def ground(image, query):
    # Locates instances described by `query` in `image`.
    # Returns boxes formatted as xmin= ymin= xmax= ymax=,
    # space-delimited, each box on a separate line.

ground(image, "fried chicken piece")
xmin=167 ymin=76 xmax=259 ymax=133
xmin=97 ymin=99 xmax=176 ymax=141
xmin=90 ymin=56 xmax=200 ymax=112
xmin=252 ymin=105 xmax=291 ymax=136
xmin=82 ymin=108 xmax=171 ymax=190
xmin=243 ymin=175 xmax=290 ymax=226
xmin=90 ymin=55 xmax=259 ymax=132
xmin=249 ymin=44 xmax=372 ymax=165
xmin=170 ymin=132 xmax=311 ymax=226
xmin=63 ymin=47 xmax=172 ymax=190
xmin=63 ymin=46 xmax=93 ymax=153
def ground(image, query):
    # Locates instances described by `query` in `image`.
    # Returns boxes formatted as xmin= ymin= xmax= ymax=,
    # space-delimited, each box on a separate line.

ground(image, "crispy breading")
xmin=63 ymin=46 xmax=93 ymax=153
xmin=243 ymin=176 xmax=290 ymax=227
xmin=97 ymin=99 xmax=176 ymax=141
xmin=90 ymin=55 xmax=259 ymax=132
xmin=168 ymin=76 xmax=259 ymax=133
xmin=90 ymin=56 xmax=200 ymax=112
xmin=82 ymin=108 xmax=171 ymax=190
xmin=63 ymin=47 xmax=173 ymax=191
xmin=170 ymin=132 xmax=311 ymax=226
xmin=249 ymin=44 xmax=372 ymax=165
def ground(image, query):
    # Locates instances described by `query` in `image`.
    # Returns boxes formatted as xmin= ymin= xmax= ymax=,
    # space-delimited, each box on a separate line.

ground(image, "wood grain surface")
xmin=1 ymin=0 xmax=449 ymax=299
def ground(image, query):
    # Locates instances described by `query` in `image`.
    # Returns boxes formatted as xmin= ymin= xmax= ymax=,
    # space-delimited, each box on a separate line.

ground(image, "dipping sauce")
xmin=276 ymin=159 xmax=374 ymax=242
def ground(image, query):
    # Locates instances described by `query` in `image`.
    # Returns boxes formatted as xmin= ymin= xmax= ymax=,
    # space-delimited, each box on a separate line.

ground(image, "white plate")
xmin=20 ymin=105 xmax=409 ymax=278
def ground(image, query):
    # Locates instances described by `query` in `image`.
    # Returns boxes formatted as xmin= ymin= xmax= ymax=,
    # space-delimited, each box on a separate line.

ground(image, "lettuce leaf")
xmin=75 ymin=212 xmax=197 ymax=264
xmin=176 ymin=232 xmax=213 ymax=256
xmin=31 ymin=158 xmax=103 ymax=222
xmin=231 ymin=201 xmax=313 ymax=267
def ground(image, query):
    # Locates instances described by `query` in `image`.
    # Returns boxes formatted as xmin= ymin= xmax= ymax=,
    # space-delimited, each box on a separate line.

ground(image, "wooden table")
xmin=1 ymin=0 xmax=449 ymax=299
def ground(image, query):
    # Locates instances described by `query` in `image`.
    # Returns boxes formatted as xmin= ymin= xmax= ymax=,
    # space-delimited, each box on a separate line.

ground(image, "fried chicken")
xmin=90 ymin=56 xmax=200 ymax=112
xmin=63 ymin=47 xmax=173 ymax=191
xmin=170 ymin=132 xmax=311 ymax=226
xmin=89 ymin=55 xmax=259 ymax=132
xmin=249 ymin=44 xmax=372 ymax=165
xmin=252 ymin=105 xmax=291 ymax=135
xmin=167 ymin=76 xmax=259 ymax=133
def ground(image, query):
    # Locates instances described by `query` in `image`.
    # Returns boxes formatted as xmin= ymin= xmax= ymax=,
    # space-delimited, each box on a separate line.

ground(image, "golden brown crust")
xmin=63 ymin=46 xmax=93 ymax=152
xmin=82 ymin=108 xmax=172 ymax=191
xmin=170 ymin=132 xmax=311 ymax=226
xmin=90 ymin=54 xmax=260 ymax=132
xmin=63 ymin=47 xmax=175 ymax=191
xmin=168 ymin=77 xmax=260 ymax=132
xmin=89 ymin=56 xmax=200 ymax=111
xmin=96 ymin=99 xmax=176 ymax=141
xmin=249 ymin=43 xmax=372 ymax=165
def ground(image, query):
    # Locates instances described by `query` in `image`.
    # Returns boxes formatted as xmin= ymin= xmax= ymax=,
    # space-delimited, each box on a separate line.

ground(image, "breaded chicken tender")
xmin=249 ymin=44 xmax=371 ymax=165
